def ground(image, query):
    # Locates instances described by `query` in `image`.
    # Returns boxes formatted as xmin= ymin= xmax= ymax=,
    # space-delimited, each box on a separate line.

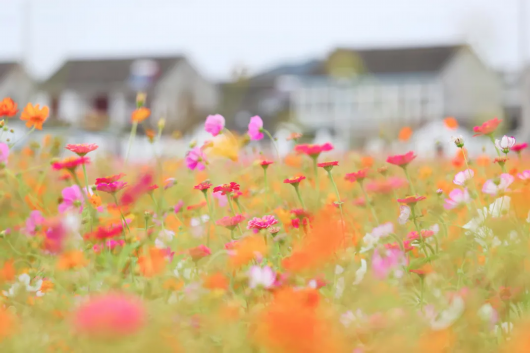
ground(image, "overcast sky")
xmin=0 ymin=0 xmax=528 ymax=80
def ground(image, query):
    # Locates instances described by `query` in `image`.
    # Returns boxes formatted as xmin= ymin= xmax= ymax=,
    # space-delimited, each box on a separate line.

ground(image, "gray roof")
xmin=335 ymin=45 xmax=462 ymax=74
xmin=43 ymin=56 xmax=184 ymax=89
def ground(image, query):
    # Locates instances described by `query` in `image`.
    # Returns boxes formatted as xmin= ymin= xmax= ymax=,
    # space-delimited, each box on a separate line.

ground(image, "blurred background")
xmin=0 ymin=0 xmax=529 ymax=159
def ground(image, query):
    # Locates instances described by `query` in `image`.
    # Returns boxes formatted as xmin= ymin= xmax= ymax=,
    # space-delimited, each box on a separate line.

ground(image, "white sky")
xmin=0 ymin=0 xmax=528 ymax=80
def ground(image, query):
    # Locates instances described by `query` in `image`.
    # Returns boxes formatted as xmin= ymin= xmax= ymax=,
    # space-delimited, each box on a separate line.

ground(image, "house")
xmin=217 ymin=60 xmax=322 ymax=133
xmin=0 ymin=62 xmax=35 ymax=108
xmin=39 ymin=56 xmax=218 ymax=132
xmin=289 ymin=45 xmax=503 ymax=147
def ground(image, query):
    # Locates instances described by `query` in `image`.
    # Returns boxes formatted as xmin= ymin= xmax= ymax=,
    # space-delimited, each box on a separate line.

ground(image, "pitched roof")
xmin=0 ymin=62 xmax=17 ymax=81
xmin=43 ymin=56 xmax=184 ymax=89
xmin=337 ymin=45 xmax=462 ymax=74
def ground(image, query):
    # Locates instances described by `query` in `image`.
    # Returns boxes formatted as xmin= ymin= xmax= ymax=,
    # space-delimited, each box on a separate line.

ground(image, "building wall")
xmin=0 ymin=67 xmax=34 ymax=107
xmin=440 ymin=49 xmax=503 ymax=125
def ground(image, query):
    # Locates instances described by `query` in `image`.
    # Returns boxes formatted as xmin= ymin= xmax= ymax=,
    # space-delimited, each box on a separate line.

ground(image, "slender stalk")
xmin=263 ymin=129 xmax=281 ymax=163
xmin=125 ymin=122 xmax=138 ymax=164
xmin=359 ymin=182 xmax=379 ymax=224
xmin=327 ymin=170 xmax=346 ymax=238
xmin=293 ymin=185 xmax=306 ymax=209
xmin=72 ymin=172 xmax=96 ymax=230
xmin=410 ymin=206 xmax=429 ymax=259
xmin=227 ymin=196 xmax=243 ymax=235
xmin=10 ymin=126 xmax=35 ymax=148
xmin=402 ymin=166 xmax=417 ymax=195
xmin=202 ymin=191 xmax=212 ymax=247
xmin=112 ymin=194 xmax=130 ymax=232
xmin=312 ymin=157 xmax=320 ymax=194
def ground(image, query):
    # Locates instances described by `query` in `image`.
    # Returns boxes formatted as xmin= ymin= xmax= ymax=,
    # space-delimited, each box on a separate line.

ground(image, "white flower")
xmin=335 ymin=265 xmax=344 ymax=275
xmin=340 ymin=310 xmax=356 ymax=327
xmin=495 ymin=135 xmax=516 ymax=153
xmin=334 ymin=277 xmax=345 ymax=299
xmin=3 ymin=274 xmax=43 ymax=297
xmin=398 ymin=205 xmax=411 ymax=225
xmin=248 ymin=266 xmax=275 ymax=289
xmin=371 ymin=222 xmax=394 ymax=238
xmin=494 ymin=322 xmax=513 ymax=335
xmin=155 ymin=229 xmax=175 ymax=248
xmin=453 ymin=169 xmax=474 ymax=186
xmin=430 ymin=296 xmax=465 ymax=330
xmin=353 ymin=259 xmax=367 ymax=285
xmin=430 ymin=224 xmax=440 ymax=235
xmin=451 ymin=135 xmax=464 ymax=147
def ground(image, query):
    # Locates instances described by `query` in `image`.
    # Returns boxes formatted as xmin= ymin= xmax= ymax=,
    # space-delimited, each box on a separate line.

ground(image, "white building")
xmin=39 ymin=56 xmax=218 ymax=132
xmin=0 ymin=62 xmax=34 ymax=106
xmin=289 ymin=45 xmax=503 ymax=147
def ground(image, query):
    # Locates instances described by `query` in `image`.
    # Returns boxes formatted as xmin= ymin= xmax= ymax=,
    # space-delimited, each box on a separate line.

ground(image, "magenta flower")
xmin=444 ymin=188 xmax=471 ymax=210
xmin=185 ymin=147 xmax=206 ymax=171
xmin=204 ymin=114 xmax=225 ymax=137
xmin=96 ymin=181 xmax=128 ymax=194
xmin=0 ymin=142 xmax=9 ymax=164
xmin=213 ymin=191 xmax=228 ymax=207
xmin=58 ymin=185 xmax=84 ymax=213
xmin=372 ymin=248 xmax=407 ymax=280
xmin=247 ymin=215 xmax=278 ymax=233
xmin=248 ymin=116 xmax=264 ymax=141
xmin=25 ymin=210 xmax=45 ymax=236
xmin=174 ymin=200 xmax=184 ymax=213
xmin=248 ymin=265 xmax=275 ymax=289
xmin=482 ymin=173 xmax=514 ymax=195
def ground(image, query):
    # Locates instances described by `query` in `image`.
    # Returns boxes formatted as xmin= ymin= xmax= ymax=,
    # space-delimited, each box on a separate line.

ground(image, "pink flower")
xmin=371 ymin=222 xmax=394 ymax=238
xmin=204 ymin=114 xmax=225 ymax=137
xmin=58 ymin=185 xmax=84 ymax=213
xmin=386 ymin=151 xmax=416 ymax=167
xmin=65 ymin=143 xmax=98 ymax=156
xmin=25 ymin=210 xmax=45 ymax=236
xmin=185 ymin=147 xmax=206 ymax=171
xmin=96 ymin=181 xmax=127 ymax=194
xmin=453 ymin=169 xmax=474 ymax=186
xmin=73 ymin=293 xmax=146 ymax=338
xmin=0 ymin=142 xmax=9 ymax=164
xmin=216 ymin=215 xmax=245 ymax=230
xmin=482 ymin=173 xmax=514 ymax=195
xmin=247 ymin=215 xmax=278 ymax=233
xmin=512 ymin=143 xmax=528 ymax=153
xmin=372 ymin=248 xmax=407 ymax=280
xmin=294 ymin=143 xmax=334 ymax=157
xmin=518 ymin=170 xmax=530 ymax=181
xmin=174 ymin=200 xmax=184 ymax=213
xmin=248 ymin=266 xmax=275 ymax=289
xmin=189 ymin=245 xmax=211 ymax=261
xmin=444 ymin=188 xmax=471 ymax=210
xmin=248 ymin=116 xmax=264 ymax=141
xmin=44 ymin=221 xmax=67 ymax=254
xmin=93 ymin=240 xmax=125 ymax=253
xmin=473 ymin=117 xmax=502 ymax=136
xmin=213 ymin=192 xmax=228 ymax=207
xmin=495 ymin=136 xmax=516 ymax=153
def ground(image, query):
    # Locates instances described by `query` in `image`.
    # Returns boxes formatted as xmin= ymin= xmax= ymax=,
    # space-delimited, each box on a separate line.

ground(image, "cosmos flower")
xmin=185 ymin=147 xmax=207 ymax=171
xmin=248 ymin=116 xmax=264 ymax=140
xmin=204 ymin=114 xmax=225 ymax=137
xmin=0 ymin=97 xmax=18 ymax=117
xmin=58 ymin=185 xmax=84 ymax=214
xmin=20 ymin=103 xmax=49 ymax=130
xmin=495 ymin=136 xmax=516 ymax=154
xmin=248 ymin=266 xmax=275 ymax=289
xmin=453 ymin=169 xmax=474 ymax=186
xmin=444 ymin=188 xmax=471 ymax=209
xmin=482 ymin=174 xmax=514 ymax=195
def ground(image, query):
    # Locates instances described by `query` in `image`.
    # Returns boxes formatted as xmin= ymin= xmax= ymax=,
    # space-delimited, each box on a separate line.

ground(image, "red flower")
xmin=283 ymin=175 xmax=306 ymax=184
xmin=511 ymin=143 xmax=528 ymax=152
xmin=216 ymin=214 xmax=245 ymax=230
xmin=397 ymin=195 xmax=426 ymax=204
xmin=345 ymin=169 xmax=368 ymax=182
xmin=385 ymin=240 xmax=413 ymax=252
xmin=52 ymin=157 xmax=90 ymax=171
xmin=95 ymin=173 xmax=125 ymax=184
xmin=294 ymin=143 xmax=334 ymax=157
xmin=85 ymin=223 xmax=124 ymax=240
xmin=291 ymin=208 xmax=311 ymax=219
xmin=473 ymin=117 xmax=502 ymax=136
xmin=407 ymin=230 xmax=435 ymax=240
xmin=317 ymin=161 xmax=338 ymax=168
xmin=194 ymin=181 xmax=212 ymax=191
xmin=187 ymin=201 xmax=207 ymax=211
xmin=96 ymin=181 xmax=127 ymax=194
xmin=65 ymin=143 xmax=98 ymax=157
xmin=260 ymin=160 xmax=274 ymax=167
xmin=386 ymin=151 xmax=416 ymax=167
xmin=231 ymin=191 xmax=244 ymax=199
xmin=147 ymin=184 xmax=159 ymax=192
xmin=119 ymin=174 xmax=153 ymax=207
xmin=0 ymin=97 xmax=18 ymax=117
xmin=213 ymin=182 xmax=240 ymax=195
xmin=189 ymin=245 xmax=211 ymax=261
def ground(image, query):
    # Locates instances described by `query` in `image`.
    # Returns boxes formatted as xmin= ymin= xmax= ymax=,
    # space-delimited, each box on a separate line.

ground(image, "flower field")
xmin=1 ymin=96 xmax=530 ymax=352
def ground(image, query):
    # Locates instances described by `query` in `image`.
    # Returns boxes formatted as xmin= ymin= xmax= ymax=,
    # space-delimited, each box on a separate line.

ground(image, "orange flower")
xmin=0 ymin=307 xmax=15 ymax=341
xmin=443 ymin=117 xmax=458 ymax=130
xmin=57 ymin=250 xmax=88 ymax=270
xmin=398 ymin=126 xmax=413 ymax=141
xmin=361 ymin=156 xmax=374 ymax=168
xmin=229 ymin=235 xmax=268 ymax=268
xmin=203 ymin=272 xmax=229 ymax=290
xmin=20 ymin=103 xmax=49 ymax=130
xmin=145 ymin=129 xmax=156 ymax=142
xmin=39 ymin=279 xmax=54 ymax=294
xmin=89 ymin=194 xmax=102 ymax=208
xmin=131 ymin=107 xmax=150 ymax=123
xmin=138 ymin=247 xmax=166 ymax=277
xmin=476 ymin=154 xmax=491 ymax=167
xmin=0 ymin=260 xmax=15 ymax=283
xmin=0 ymin=97 xmax=18 ymax=117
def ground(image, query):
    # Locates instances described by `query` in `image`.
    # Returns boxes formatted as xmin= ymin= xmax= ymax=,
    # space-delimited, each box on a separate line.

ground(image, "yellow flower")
xmin=209 ymin=134 xmax=240 ymax=162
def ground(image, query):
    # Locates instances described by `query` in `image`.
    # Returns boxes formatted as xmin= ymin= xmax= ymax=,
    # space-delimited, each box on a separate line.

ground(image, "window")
xmin=51 ymin=96 xmax=60 ymax=118
xmin=93 ymin=95 xmax=109 ymax=114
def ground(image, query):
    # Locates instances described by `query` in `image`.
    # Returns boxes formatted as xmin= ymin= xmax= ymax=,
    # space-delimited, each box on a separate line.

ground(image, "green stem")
xmin=203 ymin=191 xmax=212 ymax=247
xmin=112 ymin=194 xmax=130 ymax=232
xmin=227 ymin=196 xmax=243 ymax=236
xmin=125 ymin=122 xmax=138 ymax=164
xmin=327 ymin=170 xmax=346 ymax=238
xmin=72 ymin=172 xmax=96 ymax=230
xmin=263 ymin=129 xmax=281 ymax=163
xmin=403 ymin=166 xmax=417 ymax=195
xmin=312 ymin=157 xmax=320 ymax=194
xmin=359 ymin=182 xmax=379 ymax=224
xmin=10 ymin=126 xmax=35 ymax=148
xmin=293 ymin=185 xmax=306 ymax=209
xmin=410 ymin=206 xmax=429 ymax=259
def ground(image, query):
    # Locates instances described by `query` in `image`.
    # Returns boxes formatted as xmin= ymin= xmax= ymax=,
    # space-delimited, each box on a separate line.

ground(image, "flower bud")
xmin=189 ymin=139 xmax=197 ymax=148
xmin=0 ymin=120 xmax=4 ymax=128
xmin=136 ymin=92 xmax=147 ymax=108
xmin=158 ymin=118 xmax=166 ymax=130
xmin=451 ymin=135 xmax=464 ymax=148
